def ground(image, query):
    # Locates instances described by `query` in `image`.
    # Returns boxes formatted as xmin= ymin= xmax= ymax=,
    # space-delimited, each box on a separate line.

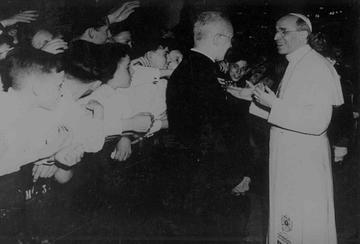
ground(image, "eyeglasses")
xmin=275 ymin=29 xmax=300 ymax=37
xmin=217 ymin=33 xmax=234 ymax=42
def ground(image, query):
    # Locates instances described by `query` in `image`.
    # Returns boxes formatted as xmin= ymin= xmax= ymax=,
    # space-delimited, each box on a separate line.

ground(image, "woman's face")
xmin=34 ymin=69 xmax=65 ymax=110
xmin=110 ymin=55 xmax=131 ymax=89
xmin=166 ymin=50 xmax=183 ymax=70
xmin=229 ymin=60 xmax=248 ymax=81
xmin=32 ymin=30 xmax=53 ymax=49
xmin=112 ymin=31 xmax=132 ymax=47
xmin=147 ymin=47 xmax=168 ymax=69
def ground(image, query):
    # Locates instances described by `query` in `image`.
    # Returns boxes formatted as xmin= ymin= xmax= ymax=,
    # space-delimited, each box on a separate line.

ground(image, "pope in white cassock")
xmin=251 ymin=14 xmax=343 ymax=244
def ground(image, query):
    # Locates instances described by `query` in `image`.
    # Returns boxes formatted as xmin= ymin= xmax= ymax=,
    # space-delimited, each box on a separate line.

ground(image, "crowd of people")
xmin=0 ymin=1 xmax=358 ymax=243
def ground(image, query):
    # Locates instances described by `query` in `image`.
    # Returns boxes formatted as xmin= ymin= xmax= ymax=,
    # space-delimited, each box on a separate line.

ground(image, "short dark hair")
xmin=70 ymin=7 xmax=107 ymax=39
xmin=64 ymin=41 xmax=129 ymax=84
xmin=109 ymin=21 xmax=131 ymax=37
xmin=96 ymin=43 xmax=130 ymax=83
xmin=1 ymin=47 xmax=63 ymax=91
xmin=64 ymin=40 xmax=102 ymax=83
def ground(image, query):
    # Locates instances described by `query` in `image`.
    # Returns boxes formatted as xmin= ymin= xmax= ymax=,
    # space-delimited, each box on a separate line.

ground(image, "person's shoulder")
xmin=0 ymin=92 xmax=22 ymax=126
xmin=168 ymin=57 xmax=189 ymax=81
xmin=305 ymin=49 xmax=331 ymax=68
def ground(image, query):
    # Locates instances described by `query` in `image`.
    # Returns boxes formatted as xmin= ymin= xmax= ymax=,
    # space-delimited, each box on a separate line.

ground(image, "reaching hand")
xmin=253 ymin=85 xmax=276 ymax=108
xmin=32 ymin=159 xmax=59 ymax=182
xmin=227 ymin=86 xmax=254 ymax=101
xmin=107 ymin=1 xmax=140 ymax=24
xmin=232 ymin=176 xmax=251 ymax=196
xmin=1 ymin=10 xmax=38 ymax=27
xmin=111 ymin=137 xmax=132 ymax=162
xmin=130 ymin=56 xmax=152 ymax=68
xmin=41 ymin=38 xmax=68 ymax=54
xmin=218 ymin=61 xmax=229 ymax=73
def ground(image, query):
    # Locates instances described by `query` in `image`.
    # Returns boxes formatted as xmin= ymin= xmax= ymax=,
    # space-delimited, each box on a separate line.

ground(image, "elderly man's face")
xmin=214 ymin=22 xmax=233 ymax=61
xmin=274 ymin=15 xmax=307 ymax=55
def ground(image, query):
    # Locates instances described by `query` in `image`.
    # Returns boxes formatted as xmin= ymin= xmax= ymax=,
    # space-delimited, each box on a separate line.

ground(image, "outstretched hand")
xmin=107 ymin=1 xmax=140 ymax=24
xmin=130 ymin=56 xmax=151 ymax=68
xmin=1 ymin=10 xmax=38 ymax=27
xmin=111 ymin=136 xmax=132 ymax=162
xmin=41 ymin=38 xmax=68 ymax=54
xmin=253 ymin=84 xmax=276 ymax=108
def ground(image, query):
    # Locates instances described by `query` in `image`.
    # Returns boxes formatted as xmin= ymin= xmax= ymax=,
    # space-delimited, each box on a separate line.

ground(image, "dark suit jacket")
xmin=166 ymin=50 xmax=233 ymax=160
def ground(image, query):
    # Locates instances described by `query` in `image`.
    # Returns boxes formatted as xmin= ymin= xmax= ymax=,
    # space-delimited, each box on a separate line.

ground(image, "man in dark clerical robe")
xmin=166 ymin=11 xmax=250 ymax=221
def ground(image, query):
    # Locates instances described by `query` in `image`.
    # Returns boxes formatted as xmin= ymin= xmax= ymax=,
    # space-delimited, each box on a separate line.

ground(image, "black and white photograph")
xmin=0 ymin=0 xmax=358 ymax=243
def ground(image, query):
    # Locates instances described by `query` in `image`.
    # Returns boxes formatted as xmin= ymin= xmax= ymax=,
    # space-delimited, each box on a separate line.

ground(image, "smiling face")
xmin=229 ymin=60 xmax=248 ymax=81
xmin=166 ymin=50 xmax=183 ymax=70
xmin=274 ymin=15 xmax=308 ymax=55
xmin=147 ymin=47 xmax=168 ymax=69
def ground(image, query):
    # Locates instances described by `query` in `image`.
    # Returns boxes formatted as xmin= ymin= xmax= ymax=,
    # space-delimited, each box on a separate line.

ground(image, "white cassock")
xmin=250 ymin=45 xmax=343 ymax=244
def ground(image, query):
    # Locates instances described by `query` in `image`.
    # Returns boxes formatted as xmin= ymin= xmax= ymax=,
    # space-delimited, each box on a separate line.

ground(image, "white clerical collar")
xmin=190 ymin=48 xmax=215 ymax=63
xmin=286 ymin=44 xmax=311 ymax=63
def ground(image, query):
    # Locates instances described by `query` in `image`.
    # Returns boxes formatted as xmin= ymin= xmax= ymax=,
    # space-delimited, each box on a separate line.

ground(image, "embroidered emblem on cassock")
xmin=281 ymin=215 xmax=293 ymax=232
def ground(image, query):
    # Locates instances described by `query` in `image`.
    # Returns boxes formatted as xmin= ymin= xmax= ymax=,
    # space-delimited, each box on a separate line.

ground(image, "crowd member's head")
xmin=193 ymin=11 xmax=233 ymax=61
xmin=166 ymin=49 xmax=183 ymax=70
xmin=63 ymin=42 xmax=104 ymax=99
xmin=109 ymin=22 xmax=132 ymax=48
xmin=229 ymin=59 xmax=248 ymax=82
xmin=274 ymin=13 xmax=312 ymax=55
xmin=226 ymin=49 xmax=251 ymax=82
xmin=71 ymin=8 xmax=110 ymax=44
xmin=146 ymin=45 xmax=168 ymax=69
xmin=2 ymin=48 xmax=64 ymax=110
xmin=29 ymin=28 xmax=68 ymax=55
xmin=96 ymin=43 xmax=131 ymax=89
xmin=31 ymin=29 xmax=54 ymax=49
